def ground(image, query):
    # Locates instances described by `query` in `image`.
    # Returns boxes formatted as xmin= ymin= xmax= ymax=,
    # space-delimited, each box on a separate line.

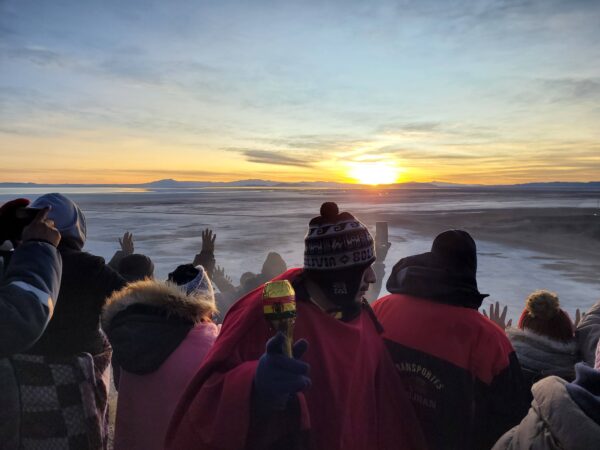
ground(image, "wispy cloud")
xmin=229 ymin=149 xmax=314 ymax=168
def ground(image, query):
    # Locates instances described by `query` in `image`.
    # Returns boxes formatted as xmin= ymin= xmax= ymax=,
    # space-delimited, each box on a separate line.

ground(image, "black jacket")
xmin=27 ymin=243 xmax=126 ymax=356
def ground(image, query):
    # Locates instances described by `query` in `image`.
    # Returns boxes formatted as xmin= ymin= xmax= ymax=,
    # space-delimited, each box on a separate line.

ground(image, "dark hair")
xmin=168 ymin=264 xmax=199 ymax=286
xmin=118 ymin=254 xmax=154 ymax=282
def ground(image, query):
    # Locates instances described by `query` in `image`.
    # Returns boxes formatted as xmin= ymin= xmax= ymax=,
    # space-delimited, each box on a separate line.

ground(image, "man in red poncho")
xmin=166 ymin=202 xmax=427 ymax=450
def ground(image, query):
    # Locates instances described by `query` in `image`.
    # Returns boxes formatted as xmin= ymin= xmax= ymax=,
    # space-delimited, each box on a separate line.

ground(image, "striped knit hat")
xmin=304 ymin=202 xmax=375 ymax=271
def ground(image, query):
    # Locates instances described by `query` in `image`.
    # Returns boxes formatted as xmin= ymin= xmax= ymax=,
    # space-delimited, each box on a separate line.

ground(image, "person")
xmin=373 ymin=230 xmax=528 ymax=450
xmin=0 ymin=200 xmax=62 ymax=357
xmin=505 ymin=290 xmax=578 ymax=391
xmin=25 ymin=193 xmax=126 ymax=356
xmin=575 ymin=300 xmax=600 ymax=366
xmin=493 ymin=340 xmax=600 ymax=449
xmin=192 ymin=228 xmax=217 ymax=277
xmin=259 ymin=251 xmax=287 ymax=281
xmin=0 ymin=200 xmax=65 ymax=448
xmin=118 ymin=253 xmax=155 ymax=282
xmin=102 ymin=265 xmax=218 ymax=450
xmin=165 ymin=202 xmax=426 ymax=450
xmin=108 ymin=231 xmax=135 ymax=270
xmin=107 ymin=231 xmax=155 ymax=282
xmin=13 ymin=193 xmax=126 ymax=448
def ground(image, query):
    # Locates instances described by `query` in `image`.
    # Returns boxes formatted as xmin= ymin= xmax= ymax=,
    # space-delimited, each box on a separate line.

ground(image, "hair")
xmin=518 ymin=290 xmax=574 ymax=342
xmin=118 ymin=254 xmax=154 ymax=282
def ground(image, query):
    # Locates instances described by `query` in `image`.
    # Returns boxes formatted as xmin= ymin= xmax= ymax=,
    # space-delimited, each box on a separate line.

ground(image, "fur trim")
xmin=506 ymin=327 xmax=577 ymax=374
xmin=102 ymin=280 xmax=216 ymax=330
xmin=506 ymin=327 xmax=578 ymax=353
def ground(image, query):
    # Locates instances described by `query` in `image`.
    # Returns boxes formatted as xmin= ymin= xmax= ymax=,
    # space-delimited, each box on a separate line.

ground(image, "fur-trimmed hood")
xmin=102 ymin=280 xmax=217 ymax=375
xmin=102 ymin=279 xmax=216 ymax=330
xmin=506 ymin=327 xmax=577 ymax=377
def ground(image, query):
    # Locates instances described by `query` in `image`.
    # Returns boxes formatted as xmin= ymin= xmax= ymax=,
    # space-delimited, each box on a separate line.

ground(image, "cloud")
xmin=229 ymin=149 xmax=314 ymax=168
xmin=540 ymin=77 xmax=600 ymax=103
xmin=0 ymin=46 xmax=69 ymax=67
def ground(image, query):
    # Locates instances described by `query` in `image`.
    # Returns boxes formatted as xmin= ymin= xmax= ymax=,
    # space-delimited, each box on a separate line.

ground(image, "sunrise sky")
xmin=1 ymin=0 xmax=599 ymax=185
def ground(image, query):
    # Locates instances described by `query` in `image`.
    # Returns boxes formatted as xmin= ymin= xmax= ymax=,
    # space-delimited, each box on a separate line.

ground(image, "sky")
xmin=1 ymin=0 xmax=600 ymax=185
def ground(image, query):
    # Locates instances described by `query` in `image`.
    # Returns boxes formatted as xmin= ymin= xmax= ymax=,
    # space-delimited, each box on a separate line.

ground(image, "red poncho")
xmin=166 ymin=269 xmax=426 ymax=450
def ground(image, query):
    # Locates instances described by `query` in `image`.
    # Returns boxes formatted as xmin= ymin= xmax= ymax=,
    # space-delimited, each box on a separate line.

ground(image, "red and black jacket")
xmin=373 ymin=294 xmax=529 ymax=450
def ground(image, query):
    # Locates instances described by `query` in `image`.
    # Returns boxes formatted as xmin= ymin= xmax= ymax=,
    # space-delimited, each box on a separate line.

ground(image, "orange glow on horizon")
xmin=346 ymin=161 xmax=402 ymax=185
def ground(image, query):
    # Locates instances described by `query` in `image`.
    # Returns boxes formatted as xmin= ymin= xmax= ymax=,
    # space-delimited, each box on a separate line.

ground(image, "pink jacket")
xmin=113 ymin=322 xmax=218 ymax=450
xmin=102 ymin=279 xmax=220 ymax=450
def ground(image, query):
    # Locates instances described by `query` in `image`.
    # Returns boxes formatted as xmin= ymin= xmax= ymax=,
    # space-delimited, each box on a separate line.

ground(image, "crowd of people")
xmin=1 ymin=194 xmax=599 ymax=450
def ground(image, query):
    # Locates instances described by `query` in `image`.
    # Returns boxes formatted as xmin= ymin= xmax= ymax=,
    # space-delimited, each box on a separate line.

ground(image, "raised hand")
xmin=119 ymin=232 xmax=134 ymax=255
xmin=213 ymin=265 xmax=235 ymax=292
xmin=574 ymin=308 xmax=586 ymax=328
xmin=254 ymin=332 xmax=311 ymax=410
xmin=482 ymin=301 xmax=513 ymax=330
xmin=201 ymin=228 xmax=216 ymax=253
xmin=22 ymin=207 xmax=61 ymax=247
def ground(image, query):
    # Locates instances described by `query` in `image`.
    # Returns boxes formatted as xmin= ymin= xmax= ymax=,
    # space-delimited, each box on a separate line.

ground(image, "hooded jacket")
xmin=26 ymin=194 xmax=125 ymax=356
xmin=493 ymin=365 xmax=600 ymax=450
xmin=373 ymin=233 xmax=528 ymax=450
xmin=506 ymin=327 xmax=577 ymax=391
xmin=102 ymin=280 xmax=218 ymax=450
xmin=576 ymin=301 xmax=600 ymax=366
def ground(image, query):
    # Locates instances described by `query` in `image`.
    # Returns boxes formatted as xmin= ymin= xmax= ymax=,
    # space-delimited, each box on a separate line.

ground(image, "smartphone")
xmin=15 ymin=207 xmax=43 ymax=225
xmin=0 ymin=207 xmax=43 ymax=242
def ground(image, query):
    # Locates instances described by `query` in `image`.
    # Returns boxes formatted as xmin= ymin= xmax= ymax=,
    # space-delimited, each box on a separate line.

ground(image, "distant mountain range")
xmin=1 ymin=179 xmax=600 ymax=189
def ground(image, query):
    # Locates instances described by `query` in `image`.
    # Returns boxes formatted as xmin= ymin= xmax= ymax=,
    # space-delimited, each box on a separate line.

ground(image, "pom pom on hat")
xmin=518 ymin=290 xmax=574 ymax=342
xmin=320 ymin=202 xmax=339 ymax=220
xmin=525 ymin=290 xmax=560 ymax=320
xmin=304 ymin=202 xmax=374 ymax=271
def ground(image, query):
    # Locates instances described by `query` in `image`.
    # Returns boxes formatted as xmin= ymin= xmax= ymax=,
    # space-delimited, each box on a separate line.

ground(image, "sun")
xmin=347 ymin=161 xmax=401 ymax=185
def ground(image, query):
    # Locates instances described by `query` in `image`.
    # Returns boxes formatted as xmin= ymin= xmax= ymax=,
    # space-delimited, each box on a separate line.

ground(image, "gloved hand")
xmin=254 ymin=332 xmax=310 ymax=411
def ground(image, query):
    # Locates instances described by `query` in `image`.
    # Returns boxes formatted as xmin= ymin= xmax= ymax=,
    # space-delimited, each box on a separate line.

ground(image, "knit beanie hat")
xmin=31 ymin=193 xmax=86 ymax=250
xmin=168 ymin=264 xmax=215 ymax=304
xmin=518 ymin=290 xmax=574 ymax=342
xmin=304 ymin=202 xmax=375 ymax=271
xmin=304 ymin=202 xmax=375 ymax=310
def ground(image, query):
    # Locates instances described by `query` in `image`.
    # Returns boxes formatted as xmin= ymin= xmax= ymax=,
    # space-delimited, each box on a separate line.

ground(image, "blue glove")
xmin=254 ymin=332 xmax=311 ymax=411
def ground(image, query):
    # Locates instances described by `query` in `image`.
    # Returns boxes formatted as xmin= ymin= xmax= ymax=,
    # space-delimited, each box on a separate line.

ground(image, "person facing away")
xmin=505 ymin=290 xmax=578 ymax=392
xmin=373 ymin=230 xmax=529 ymax=450
xmin=5 ymin=194 xmax=124 ymax=449
xmin=493 ymin=339 xmax=600 ymax=450
xmin=165 ymin=202 xmax=426 ymax=450
xmin=107 ymin=231 xmax=155 ymax=282
xmin=26 ymin=193 xmax=126 ymax=357
xmin=576 ymin=300 xmax=600 ymax=366
xmin=0 ymin=201 xmax=63 ymax=450
xmin=0 ymin=199 xmax=62 ymax=357
xmin=102 ymin=264 xmax=218 ymax=450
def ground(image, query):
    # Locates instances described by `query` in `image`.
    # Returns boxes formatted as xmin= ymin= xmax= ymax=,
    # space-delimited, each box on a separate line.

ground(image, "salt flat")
xmin=2 ymin=186 xmax=599 ymax=320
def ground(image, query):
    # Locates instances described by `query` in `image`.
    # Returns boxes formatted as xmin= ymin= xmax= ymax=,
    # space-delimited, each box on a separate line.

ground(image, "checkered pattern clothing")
xmin=10 ymin=349 xmax=111 ymax=450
